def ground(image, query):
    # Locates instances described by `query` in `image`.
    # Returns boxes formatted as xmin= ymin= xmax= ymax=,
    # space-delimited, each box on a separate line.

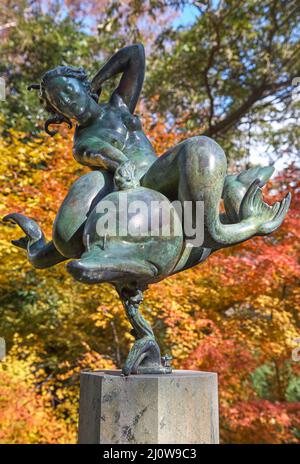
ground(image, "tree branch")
xmin=203 ymin=77 xmax=296 ymax=136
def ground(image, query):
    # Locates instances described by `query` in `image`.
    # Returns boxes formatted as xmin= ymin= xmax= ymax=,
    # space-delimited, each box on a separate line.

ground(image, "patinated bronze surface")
xmin=4 ymin=44 xmax=291 ymax=375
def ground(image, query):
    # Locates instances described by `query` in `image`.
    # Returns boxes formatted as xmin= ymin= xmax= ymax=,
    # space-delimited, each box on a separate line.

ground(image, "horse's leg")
xmin=4 ymin=170 xmax=113 ymax=268
xmin=141 ymin=136 xmax=290 ymax=249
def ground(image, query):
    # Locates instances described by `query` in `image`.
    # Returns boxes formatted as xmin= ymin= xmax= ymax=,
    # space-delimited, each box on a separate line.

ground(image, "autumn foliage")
xmin=0 ymin=118 xmax=299 ymax=443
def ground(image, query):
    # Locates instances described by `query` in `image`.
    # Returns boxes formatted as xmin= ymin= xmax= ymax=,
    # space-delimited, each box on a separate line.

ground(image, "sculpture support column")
xmin=78 ymin=370 xmax=219 ymax=444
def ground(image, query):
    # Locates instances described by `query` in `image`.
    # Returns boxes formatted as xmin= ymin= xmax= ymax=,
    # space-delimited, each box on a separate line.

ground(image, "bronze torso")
xmin=73 ymin=97 xmax=157 ymax=180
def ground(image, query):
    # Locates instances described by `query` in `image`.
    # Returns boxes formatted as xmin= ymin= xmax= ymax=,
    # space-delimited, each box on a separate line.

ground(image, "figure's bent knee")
xmin=179 ymin=136 xmax=227 ymax=171
xmin=53 ymin=170 xmax=113 ymax=258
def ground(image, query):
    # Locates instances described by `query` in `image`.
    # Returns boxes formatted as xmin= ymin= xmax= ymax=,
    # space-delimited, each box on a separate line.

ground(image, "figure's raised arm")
xmin=91 ymin=44 xmax=145 ymax=113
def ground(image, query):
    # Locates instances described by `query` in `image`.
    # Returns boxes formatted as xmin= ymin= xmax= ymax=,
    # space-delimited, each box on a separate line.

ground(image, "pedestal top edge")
xmin=80 ymin=369 xmax=217 ymax=379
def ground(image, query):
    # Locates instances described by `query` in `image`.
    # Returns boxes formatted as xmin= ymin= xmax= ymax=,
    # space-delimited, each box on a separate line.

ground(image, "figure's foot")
xmin=3 ymin=213 xmax=45 ymax=249
xmin=122 ymin=336 xmax=172 ymax=376
xmin=67 ymin=251 xmax=157 ymax=284
xmin=240 ymin=179 xmax=291 ymax=235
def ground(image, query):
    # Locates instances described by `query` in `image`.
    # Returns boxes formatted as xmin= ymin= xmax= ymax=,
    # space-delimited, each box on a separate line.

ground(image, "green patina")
xmin=4 ymin=44 xmax=291 ymax=375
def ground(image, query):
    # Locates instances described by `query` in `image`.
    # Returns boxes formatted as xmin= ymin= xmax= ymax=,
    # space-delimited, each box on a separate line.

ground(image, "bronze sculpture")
xmin=4 ymin=44 xmax=291 ymax=376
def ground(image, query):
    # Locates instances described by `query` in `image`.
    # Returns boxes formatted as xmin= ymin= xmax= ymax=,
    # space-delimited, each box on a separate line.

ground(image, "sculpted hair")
xmin=28 ymin=66 xmax=99 ymax=136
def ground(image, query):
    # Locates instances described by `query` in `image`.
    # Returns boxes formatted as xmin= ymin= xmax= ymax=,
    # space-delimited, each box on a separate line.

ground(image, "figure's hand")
xmin=114 ymin=160 xmax=140 ymax=190
xmin=239 ymin=179 xmax=291 ymax=235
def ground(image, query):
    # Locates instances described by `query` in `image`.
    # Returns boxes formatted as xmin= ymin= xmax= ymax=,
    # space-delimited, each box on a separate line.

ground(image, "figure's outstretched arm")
xmin=91 ymin=44 xmax=145 ymax=113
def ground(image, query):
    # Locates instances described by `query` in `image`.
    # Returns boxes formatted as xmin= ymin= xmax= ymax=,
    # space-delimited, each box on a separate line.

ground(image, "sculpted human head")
xmin=28 ymin=66 xmax=99 ymax=135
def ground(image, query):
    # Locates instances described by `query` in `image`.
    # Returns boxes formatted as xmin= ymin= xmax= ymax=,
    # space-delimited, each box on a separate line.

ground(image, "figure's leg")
xmin=4 ymin=170 xmax=114 ymax=268
xmin=141 ymin=136 xmax=290 ymax=248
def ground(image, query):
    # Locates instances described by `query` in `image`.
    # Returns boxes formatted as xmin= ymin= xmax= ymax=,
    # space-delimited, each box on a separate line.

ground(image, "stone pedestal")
xmin=78 ymin=370 xmax=219 ymax=444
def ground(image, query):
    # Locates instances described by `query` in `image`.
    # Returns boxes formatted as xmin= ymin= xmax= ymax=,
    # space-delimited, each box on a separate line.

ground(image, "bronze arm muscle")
xmin=73 ymin=137 xmax=129 ymax=171
xmin=91 ymin=44 xmax=145 ymax=113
